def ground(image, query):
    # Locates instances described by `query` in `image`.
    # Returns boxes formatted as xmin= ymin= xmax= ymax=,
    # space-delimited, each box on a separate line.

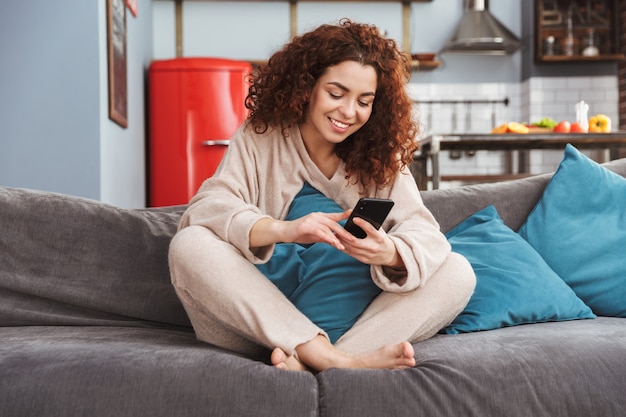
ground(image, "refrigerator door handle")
xmin=201 ymin=140 xmax=230 ymax=147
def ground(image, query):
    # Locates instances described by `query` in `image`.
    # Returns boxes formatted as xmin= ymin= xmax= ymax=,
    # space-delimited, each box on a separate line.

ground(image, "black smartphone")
xmin=344 ymin=198 xmax=394 ymax=239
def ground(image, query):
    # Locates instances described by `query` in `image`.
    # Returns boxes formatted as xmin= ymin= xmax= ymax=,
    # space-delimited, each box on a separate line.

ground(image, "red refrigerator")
xmin=148 ymin=57 xmax=252 ymax=207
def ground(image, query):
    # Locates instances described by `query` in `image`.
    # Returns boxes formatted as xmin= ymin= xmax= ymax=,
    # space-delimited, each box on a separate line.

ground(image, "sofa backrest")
xmin=422 ymin=174 xmax=550 ymax=234
xmin=2 ymin=157 xmax=625 ymax=329
xmin=0 ymin=187 xmax=191 ymax=329
xmin=422 ymin=156 xmax=626 ymax=234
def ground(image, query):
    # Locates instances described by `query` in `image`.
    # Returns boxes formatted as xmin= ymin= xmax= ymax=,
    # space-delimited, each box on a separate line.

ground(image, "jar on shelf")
xmin=543 ymin=36 xmax=556 ymax=56
xmin=582 ymin=29 xmax=599 ymax=57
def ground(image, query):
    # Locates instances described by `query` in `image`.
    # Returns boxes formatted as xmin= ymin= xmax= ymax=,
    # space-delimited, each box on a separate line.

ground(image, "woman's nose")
xmin=339 ymin=102 xmax=356 ymax=118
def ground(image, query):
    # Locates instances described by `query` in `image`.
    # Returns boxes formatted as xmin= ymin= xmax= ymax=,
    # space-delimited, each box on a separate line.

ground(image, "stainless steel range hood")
xmin=441 ymin=0 xmax=521 ymax=55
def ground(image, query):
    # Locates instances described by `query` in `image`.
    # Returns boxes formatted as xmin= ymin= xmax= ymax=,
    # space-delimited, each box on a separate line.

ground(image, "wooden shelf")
xmin=410 ymin=60 xmax=441 ymax=70
xmin=537 ymin=53 xmax=624 ymax=62
xmin=248 ymin=60 xmax=266 ymax=68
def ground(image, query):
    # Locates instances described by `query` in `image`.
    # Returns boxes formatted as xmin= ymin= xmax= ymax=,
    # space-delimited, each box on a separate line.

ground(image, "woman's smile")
xmin=329 ymin=117 xmax=351 ymax=131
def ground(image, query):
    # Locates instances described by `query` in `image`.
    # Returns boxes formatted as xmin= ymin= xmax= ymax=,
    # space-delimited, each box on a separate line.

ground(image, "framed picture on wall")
xmin=107 ymin=0 xmax=128 ymax=128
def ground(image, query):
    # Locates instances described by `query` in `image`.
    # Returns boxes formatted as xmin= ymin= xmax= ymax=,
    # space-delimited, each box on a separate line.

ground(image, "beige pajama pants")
xmin=169 ymin=225 xmax=476 ymax=357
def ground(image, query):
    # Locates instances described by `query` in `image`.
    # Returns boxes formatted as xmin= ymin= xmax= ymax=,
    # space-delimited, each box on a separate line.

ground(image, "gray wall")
xmin=99 ymin=0 xmax=153 ymax=208
xmin=0 ymin=1 xmax=101 ymax=199
xmin=0 ymin=0 xmax=152 ymax=207
xmin=155 ymin=0 xmax=615 ymax=84
xmin=153 ymin=0 xmax=524 ymax=84
xmin=410 ymin=0 xmax=522 ymax=84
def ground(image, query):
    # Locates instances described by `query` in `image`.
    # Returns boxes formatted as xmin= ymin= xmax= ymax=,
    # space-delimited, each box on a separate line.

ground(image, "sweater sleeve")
xmin=177 ymin=125 xmax=275 ymax=263
xmin=369 ymin=168 xmax=451 ymax=293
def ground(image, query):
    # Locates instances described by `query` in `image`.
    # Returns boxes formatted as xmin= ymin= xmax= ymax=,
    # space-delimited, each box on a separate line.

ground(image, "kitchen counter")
xmin=412 ymin=132 xmax=626 ymax=190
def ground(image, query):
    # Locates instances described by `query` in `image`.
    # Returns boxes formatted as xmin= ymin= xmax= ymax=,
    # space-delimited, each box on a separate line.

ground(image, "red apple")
xmin=570 ymin=122 xmax=587 ymax=133
xmin=553 ymin=121 xmax=571 ymax=133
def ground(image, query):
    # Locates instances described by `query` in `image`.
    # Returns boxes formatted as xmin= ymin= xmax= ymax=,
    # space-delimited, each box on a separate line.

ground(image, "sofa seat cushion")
xmin=316 ymin=317 xmax=626 ymax=417
xmin=0 ymin=326 xmax=318 ymax=417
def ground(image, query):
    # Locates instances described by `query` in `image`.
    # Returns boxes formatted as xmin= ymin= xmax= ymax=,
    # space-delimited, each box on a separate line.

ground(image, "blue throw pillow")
xmin=443 ymin=205 xmax=595 ymax=334
xmin=285 ymin=182 xmax=346 ymax=224
xmin=519 ymin=144 xmax=626 ymax=317
xmin=256 ymin=183 xmax=381 ymax=343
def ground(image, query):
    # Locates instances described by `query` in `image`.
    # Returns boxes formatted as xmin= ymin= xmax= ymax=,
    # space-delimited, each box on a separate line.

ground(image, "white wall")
xmin=409 ymin=75 xmax=619 ymax=188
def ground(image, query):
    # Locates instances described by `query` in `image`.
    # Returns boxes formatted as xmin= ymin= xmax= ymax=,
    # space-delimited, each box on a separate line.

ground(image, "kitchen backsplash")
xmin=407 ymin=75 xmax=618 ymax=189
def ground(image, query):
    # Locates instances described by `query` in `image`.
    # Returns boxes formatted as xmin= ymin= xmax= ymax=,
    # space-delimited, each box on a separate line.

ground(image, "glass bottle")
xmin=563 ymin=9 xmax=576 ymax=56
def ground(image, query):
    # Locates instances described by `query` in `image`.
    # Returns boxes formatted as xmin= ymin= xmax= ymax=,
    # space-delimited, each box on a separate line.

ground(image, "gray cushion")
xmin=0 ymin=187 xmax=189 ymax=329
xmin=422 ymin=156 xmax=626 ymax=233
xmin=317 ymin=317 xmax=626 ymax=417
xmin=422 ymin=174 xmax=551 ymax=233
xmin=0 ymin=326 xmax=318 ymax=417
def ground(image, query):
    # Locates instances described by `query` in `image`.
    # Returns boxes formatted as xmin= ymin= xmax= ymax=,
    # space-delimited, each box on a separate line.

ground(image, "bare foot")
xmin=270 ymin=347 xmax=308 ymax=372
xmin=349 ymin=341 xmax=416 ymax=370
xmin=286 ymin=335 xmax=416 ymax=372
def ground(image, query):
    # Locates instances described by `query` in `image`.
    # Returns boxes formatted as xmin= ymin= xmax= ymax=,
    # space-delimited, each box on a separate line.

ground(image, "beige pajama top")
xmin=178 ymin=123 xmax=451 ymax=293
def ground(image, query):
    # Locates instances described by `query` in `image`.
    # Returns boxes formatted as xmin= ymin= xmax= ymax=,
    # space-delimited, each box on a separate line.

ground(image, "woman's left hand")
xmin=337 ymin=217 xmax=403 ymax=268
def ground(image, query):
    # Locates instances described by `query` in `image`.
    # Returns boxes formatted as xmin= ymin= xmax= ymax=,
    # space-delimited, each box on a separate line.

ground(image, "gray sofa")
xmin=1 ymin=157 xmax=625 ymax=417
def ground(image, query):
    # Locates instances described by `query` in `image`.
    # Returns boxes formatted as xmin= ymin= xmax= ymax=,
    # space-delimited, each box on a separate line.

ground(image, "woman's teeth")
xmin=330 ymin=118 xmax=349 ymax=129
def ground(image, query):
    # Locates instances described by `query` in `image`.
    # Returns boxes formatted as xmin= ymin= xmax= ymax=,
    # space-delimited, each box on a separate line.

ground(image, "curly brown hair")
xmin=245 ymin=19 xmax=419 ymax=187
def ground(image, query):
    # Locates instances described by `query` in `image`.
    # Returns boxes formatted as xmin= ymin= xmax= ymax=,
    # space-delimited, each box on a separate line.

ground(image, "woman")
xmin=169 ymin=19 xmax=475 ymax=372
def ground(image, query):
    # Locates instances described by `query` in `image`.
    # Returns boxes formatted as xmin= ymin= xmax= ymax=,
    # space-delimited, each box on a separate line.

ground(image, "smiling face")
xmin=300 ymin=60 xmax=377 ymax=152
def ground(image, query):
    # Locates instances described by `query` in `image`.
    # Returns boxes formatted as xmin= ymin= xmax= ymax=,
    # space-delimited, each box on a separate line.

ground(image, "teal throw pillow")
xmin=443 ymin=205 xmax=595 ymax=334
xmin=519 ymin=144 xmax=626 ymax=317
xmin=256 ymin=183 xmax=381 ymax=343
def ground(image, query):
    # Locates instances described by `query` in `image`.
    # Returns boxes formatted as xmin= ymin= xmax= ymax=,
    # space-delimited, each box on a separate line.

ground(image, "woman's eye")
xmin=358 ymin=100 xmax=372 ymax=107
xmin=329 ymin=92 xmax=342 ymax=99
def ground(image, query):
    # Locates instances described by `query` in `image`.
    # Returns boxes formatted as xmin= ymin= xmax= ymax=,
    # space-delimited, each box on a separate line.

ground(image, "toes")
xmin=401 ymin=341 xmax=415 ymax=359
xmin=271 ymin=347 xmax=288 ymax=367
xmin=274 ymin=362 xmax=289 ymax=370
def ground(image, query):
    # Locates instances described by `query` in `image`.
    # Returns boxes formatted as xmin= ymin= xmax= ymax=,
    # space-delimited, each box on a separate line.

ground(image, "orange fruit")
xmin=506 ymin=122 xmax=530 ymax=134
xmin=491 ymin=123 xmax=509 ymax=134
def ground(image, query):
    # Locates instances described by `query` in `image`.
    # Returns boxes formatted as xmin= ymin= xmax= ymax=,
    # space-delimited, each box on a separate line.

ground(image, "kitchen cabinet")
xmin=535 ymin=0 xmax=624 ymax=63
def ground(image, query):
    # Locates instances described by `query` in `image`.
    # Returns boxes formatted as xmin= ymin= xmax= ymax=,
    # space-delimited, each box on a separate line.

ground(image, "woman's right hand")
xmin=250 ymin=211 xmax=355 ymax=250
